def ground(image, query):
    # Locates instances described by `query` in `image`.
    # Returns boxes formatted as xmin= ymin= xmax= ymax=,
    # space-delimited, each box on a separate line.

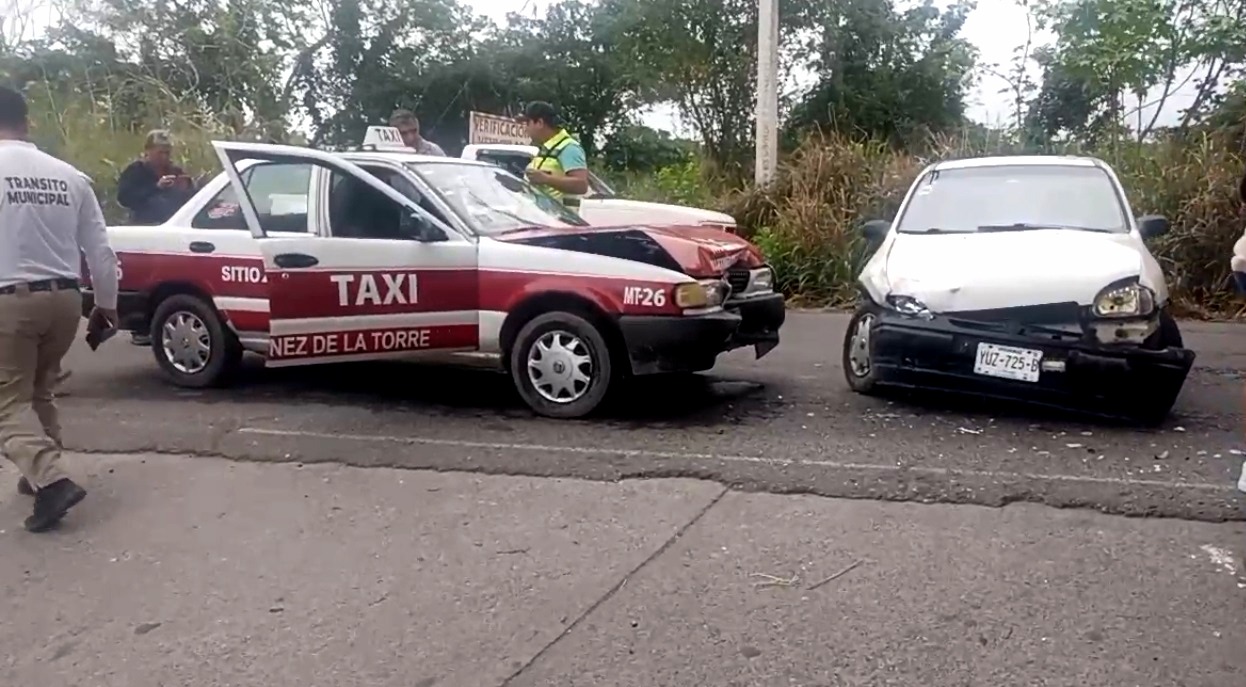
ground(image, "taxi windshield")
xmin=406 ymin=161 xmax=588 ymax=235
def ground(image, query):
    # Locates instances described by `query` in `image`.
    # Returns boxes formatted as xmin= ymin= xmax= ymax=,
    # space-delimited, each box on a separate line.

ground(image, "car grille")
xmin=725 ymin=268 xmax=750 ymax=294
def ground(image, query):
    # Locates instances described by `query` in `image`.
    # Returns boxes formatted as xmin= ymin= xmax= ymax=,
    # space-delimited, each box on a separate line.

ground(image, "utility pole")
xmin=755 ymin=0 xmax=779 ymax=186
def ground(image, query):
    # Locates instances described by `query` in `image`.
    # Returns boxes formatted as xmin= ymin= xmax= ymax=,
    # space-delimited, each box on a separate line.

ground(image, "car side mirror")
xmin=1137 ymin=214 xmax=1169 ymax=239
xmin=400 ymin=211 xmax=447 ymax=242
xmin=862 ymin=219 xmax=890 ymax=242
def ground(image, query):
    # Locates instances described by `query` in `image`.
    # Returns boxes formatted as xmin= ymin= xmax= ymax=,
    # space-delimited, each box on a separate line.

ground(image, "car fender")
xmin=477 ymin=238 xmax=691 ymax=352
xmin=1131 ymin=235 xmax=1171 ymax=306
xmin=857 ymin=228 xmax=899 ymax=306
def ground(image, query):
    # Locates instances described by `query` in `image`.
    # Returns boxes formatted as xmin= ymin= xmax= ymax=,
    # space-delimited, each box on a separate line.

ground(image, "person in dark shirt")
xmin=116 ymin=130 xmax=197 ymax=346
xmin=116 ymin=129 xmax=195 ymax=226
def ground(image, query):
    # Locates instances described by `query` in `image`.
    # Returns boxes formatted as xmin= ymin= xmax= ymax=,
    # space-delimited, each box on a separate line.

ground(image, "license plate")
xmin=973 ymin=342 xmax=1042 ymax=383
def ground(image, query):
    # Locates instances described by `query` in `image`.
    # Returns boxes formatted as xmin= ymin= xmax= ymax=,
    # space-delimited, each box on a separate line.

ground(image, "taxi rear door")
xmin=210 ymin=140 xmax=479 ymax=367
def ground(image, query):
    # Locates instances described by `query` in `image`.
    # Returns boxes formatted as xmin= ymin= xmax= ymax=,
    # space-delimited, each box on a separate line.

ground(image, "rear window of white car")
xmin=896 ymin=164 xmax=1129 ymax=234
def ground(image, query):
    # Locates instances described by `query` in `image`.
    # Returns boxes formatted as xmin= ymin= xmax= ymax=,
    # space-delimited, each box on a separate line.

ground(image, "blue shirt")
xmin=556 ymin=140 xmax=587 ymax=172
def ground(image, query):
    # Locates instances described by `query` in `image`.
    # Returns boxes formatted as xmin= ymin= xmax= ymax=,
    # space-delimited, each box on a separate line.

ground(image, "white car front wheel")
xmin=843 ymin=307 xmax=880 ymax=394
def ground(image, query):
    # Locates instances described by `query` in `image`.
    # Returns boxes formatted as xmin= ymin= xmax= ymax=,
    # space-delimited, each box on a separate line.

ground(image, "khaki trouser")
xmin=0 ymin=286 xmax=81 ymax=489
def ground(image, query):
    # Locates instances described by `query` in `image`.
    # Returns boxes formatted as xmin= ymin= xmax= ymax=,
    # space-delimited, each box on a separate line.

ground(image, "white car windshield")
xmin=408 ymin=161 xmax=587 ymax=234
xmin=895 ymin=164 xmax=1129 ymax=234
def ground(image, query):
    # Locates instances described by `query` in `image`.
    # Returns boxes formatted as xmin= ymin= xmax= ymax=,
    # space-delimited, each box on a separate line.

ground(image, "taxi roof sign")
xmin=361 ymin=125 xmax=413 ymax=151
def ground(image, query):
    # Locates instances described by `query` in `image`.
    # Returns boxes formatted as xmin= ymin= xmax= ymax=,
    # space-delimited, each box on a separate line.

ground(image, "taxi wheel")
xmin=510 ymin=311 xmax=614 ymax=419
xmin=842 ymin=306 xmax=879 ymax=394
xmin=150 ymin=294 xmax=242 ymax=388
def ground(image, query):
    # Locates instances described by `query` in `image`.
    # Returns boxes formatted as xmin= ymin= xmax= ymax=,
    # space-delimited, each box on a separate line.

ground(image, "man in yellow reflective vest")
xmin=517 ymin=101 xmax=589 ymax=212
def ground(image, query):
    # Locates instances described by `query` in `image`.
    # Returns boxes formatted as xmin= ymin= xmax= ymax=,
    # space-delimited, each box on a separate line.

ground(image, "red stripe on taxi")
xmin=267 ymin=324 xmax=478 ymax=360
xmin=110 ymin=251 xmax=692 ymax=324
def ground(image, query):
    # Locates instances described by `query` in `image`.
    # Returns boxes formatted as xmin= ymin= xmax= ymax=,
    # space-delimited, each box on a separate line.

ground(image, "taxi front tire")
xmin=150 ymin=294 xmax=243 ymax=388
xmin=509 ymin=311 xmax=614 ymax=419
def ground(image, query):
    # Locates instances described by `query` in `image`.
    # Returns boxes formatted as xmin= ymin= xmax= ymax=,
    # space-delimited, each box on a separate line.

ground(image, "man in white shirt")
xmin=389 ymin=109 xmax=446 ymax=156
xmin=0 ymin=85 xmax=119 ymax=532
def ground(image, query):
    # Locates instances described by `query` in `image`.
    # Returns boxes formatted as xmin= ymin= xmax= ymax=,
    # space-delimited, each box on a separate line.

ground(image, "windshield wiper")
xmin=977 ymin=223 xmax=1114 ymax=233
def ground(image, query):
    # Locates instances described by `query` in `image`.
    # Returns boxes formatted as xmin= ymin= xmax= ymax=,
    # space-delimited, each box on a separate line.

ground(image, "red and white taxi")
xmin=82 ymin=127 xmax=785 ymax=418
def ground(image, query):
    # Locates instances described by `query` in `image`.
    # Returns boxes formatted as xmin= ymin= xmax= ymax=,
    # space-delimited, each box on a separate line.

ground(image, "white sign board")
xmin=469 ymin=112 xmax=529 ymax=145
xmin=362 ymin=126 xmax=411 ymax=150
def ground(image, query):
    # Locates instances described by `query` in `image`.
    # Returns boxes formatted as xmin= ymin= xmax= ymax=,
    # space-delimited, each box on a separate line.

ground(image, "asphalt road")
xmin=3 ymin=454 xmax=1244 ymax=686
xmin=51 ymin=311 xmax=1246 ymax=521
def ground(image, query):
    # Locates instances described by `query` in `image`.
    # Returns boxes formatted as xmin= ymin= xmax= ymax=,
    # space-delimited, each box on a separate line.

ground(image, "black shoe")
xmin=17 ymin=477 xmax=34 ymax=496
xmin=24 ymin=478 xmax=86 ymax=533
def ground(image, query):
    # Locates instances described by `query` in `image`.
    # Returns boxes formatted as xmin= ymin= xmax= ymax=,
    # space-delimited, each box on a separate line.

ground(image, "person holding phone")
xmin=116 ymin=130 xmax=196 ymax=345
xmin=116 ymin=129 xmax=195 ymax=227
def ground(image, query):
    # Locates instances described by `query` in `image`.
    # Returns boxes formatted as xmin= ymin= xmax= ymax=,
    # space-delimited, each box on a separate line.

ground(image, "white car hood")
xmin=585 ymin=198 xmax=734 ymax=225
xmin=882 ymin=229 xmax=1145 ymax=312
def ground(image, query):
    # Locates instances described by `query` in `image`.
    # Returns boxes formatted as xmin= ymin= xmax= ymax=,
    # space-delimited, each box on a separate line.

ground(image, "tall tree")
xmin=786 ymin=0 xmax=977 ymax=146
xmin=602 ymin=0 xmax=811 ymax=172
xmin=1029 ymin=0 xmax=1246 ymax=144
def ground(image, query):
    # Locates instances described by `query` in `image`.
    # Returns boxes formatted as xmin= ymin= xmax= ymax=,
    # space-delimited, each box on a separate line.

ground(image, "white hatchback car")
xmin=842 ymin=155 xmax=1195 ymax=423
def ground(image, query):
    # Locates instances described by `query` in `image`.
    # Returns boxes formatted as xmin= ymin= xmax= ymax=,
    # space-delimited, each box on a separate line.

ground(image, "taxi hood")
xmin=496 ymin=224 xmax=764 ymax=277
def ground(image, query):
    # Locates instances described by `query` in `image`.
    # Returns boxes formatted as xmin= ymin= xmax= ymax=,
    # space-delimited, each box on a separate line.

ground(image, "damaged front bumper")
xmin=618 ymin=292 xmax=786 ymax=375
xmin=868 ymin=308 xmax=1195 ymax=420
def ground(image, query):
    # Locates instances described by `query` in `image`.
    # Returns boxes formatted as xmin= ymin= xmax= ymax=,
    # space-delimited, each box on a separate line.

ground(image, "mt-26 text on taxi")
xmin=81 ymin=127 xmax=785 ymax=418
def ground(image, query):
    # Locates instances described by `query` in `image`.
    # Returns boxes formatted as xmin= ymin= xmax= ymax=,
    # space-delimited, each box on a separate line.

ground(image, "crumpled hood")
xmin=496 ymin=224 xmax=763 ymax=277
xmin=883 ymin=230 xmax=1145 ymax=312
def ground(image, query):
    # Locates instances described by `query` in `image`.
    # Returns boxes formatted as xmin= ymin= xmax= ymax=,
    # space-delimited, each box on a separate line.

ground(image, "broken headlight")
xmin=1092 ymin=282 xmax=1155 ymax=318
xmin=885 ymin=294 xmax=934 ymax=319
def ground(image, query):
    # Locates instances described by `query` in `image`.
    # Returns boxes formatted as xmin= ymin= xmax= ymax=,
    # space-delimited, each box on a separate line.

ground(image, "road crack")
xmin=496 ymin=485 xmax=729 ymax=686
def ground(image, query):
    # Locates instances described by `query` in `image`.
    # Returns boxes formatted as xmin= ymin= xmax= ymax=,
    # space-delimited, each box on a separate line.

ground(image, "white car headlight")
xmin=1092 ymin=282 xmax=1155 ymax=318
xmin=885 ymin=294 xmax=934 ymax=319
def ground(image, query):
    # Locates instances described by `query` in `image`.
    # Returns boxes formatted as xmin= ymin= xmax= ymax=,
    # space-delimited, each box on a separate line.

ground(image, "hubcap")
xmin=527 ymin=330 xmax=594 ymax=404
xmin=161 ymin=311 xmax=212 ymax=374
xmin=848 ymin=314 xmax=874 ymax=378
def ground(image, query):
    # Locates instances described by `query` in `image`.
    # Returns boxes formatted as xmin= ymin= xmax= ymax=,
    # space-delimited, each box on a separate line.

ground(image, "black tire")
xmin=1141 ymin=309 xmax=1184 ymax=351
xmin=149 ymin=294 xmax=243 ymax=388
xmin=1157 ymin=310 xmax=1183 ymax=349
xmin=842 ymin=306 xmax=880 ymax=394
xmin=1131 ymin=310 xmax=1184 ymax=424
xmin=509 ymin=311 xmax=614 ymax=419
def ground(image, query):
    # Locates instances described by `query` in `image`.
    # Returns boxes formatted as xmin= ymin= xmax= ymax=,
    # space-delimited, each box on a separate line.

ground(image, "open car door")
xmin=210 ymin=140 xmax=480 ymax=366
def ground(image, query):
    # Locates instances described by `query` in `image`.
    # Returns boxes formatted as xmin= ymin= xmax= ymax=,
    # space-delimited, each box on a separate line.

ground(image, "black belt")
xmin=0 ymin=277 xmax=80 ymax=296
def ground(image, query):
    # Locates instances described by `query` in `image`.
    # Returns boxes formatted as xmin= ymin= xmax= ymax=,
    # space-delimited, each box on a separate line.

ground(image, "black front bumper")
xmin=618 ymin=292 xmax=786 ymax=375
xmin=869 ymin=310 xmax=1195 ymax=420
